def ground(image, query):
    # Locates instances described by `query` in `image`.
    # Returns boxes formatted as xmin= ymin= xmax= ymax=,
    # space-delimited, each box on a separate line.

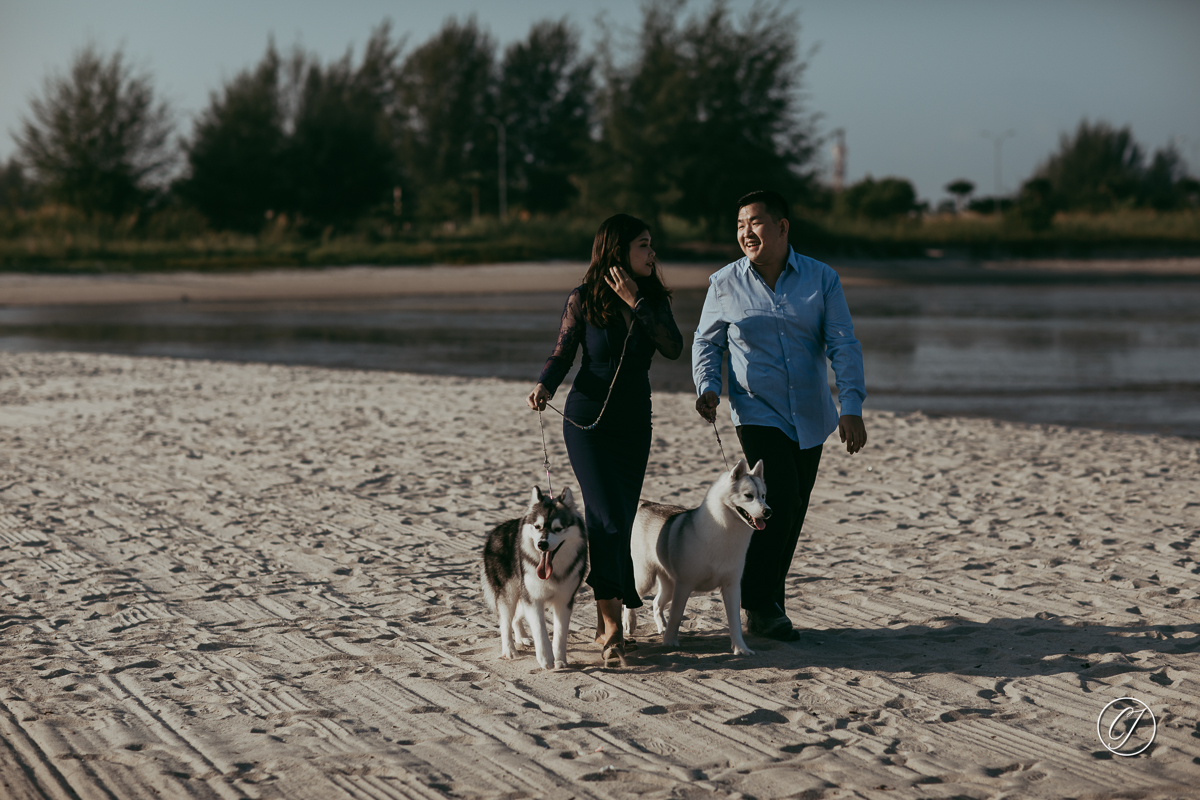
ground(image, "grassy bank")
xmin=1 ymin=208 xmax=1198 ymax=273
xmin=794 ymin=209 xmax=1200 ymax=259
xmin=0 ymin=211 xmax=604 ymax=273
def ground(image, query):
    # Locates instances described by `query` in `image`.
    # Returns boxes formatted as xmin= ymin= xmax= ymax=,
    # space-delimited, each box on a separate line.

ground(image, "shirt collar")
xmin=738 ymin=245 xmax=800 ymax=276
xmin=785 ymin=245 xmax=800 ymax=273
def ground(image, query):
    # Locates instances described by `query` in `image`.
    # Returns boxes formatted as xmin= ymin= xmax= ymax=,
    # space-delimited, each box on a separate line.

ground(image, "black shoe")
xmin=747 ymin=604 xmax=801 ymax=642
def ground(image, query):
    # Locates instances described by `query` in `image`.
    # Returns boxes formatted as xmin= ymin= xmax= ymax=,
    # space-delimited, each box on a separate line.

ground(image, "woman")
xmin=526 ymin=214 xmax=683 ymax=662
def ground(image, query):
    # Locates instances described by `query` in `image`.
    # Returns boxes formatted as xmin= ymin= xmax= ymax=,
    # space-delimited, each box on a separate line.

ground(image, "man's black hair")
xmin=736 ymin=190 xmax=789 ymax=223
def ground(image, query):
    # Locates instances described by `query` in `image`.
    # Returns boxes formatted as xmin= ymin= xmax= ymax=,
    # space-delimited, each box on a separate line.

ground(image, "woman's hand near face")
xmin=527 ymin=383 xmax=550 ymax=410
xmin=605 ymin=266 xmax=640 ymax=309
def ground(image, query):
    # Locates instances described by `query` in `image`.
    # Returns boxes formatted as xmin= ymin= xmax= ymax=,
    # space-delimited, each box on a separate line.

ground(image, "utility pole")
xmin=981 ymin=129 xmax=1016 ymax=200
xmin=486 ymin=117 xmax=507 ymax=222
xmin=831 ymin=128 xmax=846 ymax=192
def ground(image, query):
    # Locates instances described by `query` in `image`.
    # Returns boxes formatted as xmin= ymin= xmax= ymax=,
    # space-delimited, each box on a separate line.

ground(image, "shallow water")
xmin=2 ymin=281 xmax=1198 ymax=438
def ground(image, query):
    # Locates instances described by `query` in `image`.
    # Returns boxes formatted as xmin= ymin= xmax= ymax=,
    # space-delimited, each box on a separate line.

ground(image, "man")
xmin=694 ymin=190 xmax=867 ymax=641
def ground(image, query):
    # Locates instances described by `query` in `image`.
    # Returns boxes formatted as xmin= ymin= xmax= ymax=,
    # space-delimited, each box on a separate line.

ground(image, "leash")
xmin=711 ymin=419 xmax=731 ymax=471
xmin=541 ymin=326 xmax=632 ymax=432
xmin=536 ymin=324 xmax=633 ymax=495
xmin=538 ymin=315 xmax=727 ymax=488
xmin=537 ymin=408 xmax=554 ymax=496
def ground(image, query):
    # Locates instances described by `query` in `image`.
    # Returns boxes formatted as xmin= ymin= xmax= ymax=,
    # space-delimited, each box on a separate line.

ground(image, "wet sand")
xmin=0 ymin=262 xmax=675 ymax=305
xmin=1 ymin=350 xmax=1197 ymax=799
xmin=4 ymin=257 xmax=1200 ymax=306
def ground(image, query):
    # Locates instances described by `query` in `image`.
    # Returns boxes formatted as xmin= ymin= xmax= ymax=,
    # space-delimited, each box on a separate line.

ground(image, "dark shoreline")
xmin=831 ymin=258 xmax=1200 ymax=285
xmin=3 ymin=258 xmax=1200 ymax=313
xmin=4 ymin=279 xmax=1200 ymax=441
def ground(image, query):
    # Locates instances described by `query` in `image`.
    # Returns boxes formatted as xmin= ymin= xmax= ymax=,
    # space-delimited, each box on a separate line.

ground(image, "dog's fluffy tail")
xmin=480 ymin=565 xmax=498 ymax=613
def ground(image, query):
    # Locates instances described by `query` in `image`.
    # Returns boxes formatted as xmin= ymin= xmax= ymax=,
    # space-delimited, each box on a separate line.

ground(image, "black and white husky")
xmin=481 ymin=486 xmax=588 ymax=669
xmin=623 ymin=458 xmax=769 ymax=655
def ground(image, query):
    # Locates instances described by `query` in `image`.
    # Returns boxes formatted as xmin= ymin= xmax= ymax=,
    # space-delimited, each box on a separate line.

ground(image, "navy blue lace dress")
xmin=538 ymin=285 xmax=683 ymax=607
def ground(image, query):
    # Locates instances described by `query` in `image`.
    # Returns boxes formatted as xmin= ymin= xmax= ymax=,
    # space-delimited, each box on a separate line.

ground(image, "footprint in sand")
xmin=447 ymin=672 xmax=488 ymax=682
xmin=939 ymin=707 xmax=996 ymax=723
xmin=754 ymin=671 xmax=815 ymax=684
xmin=977 ymin=678 xmax=1014 ymax=701
xmin=985 ymin=761 xmax=1043 ymax=779
xmin=574 ymin=686 xmax=610 ymax=702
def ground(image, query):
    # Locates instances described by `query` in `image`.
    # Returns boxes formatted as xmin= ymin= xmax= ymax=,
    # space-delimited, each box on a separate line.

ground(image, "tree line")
xmin=2 ymin=0 xmax=1195 ymax=240
xmin=1009 ymin=120 xmax=1198 ymax=229
xmin=937 ymin=121 xmax=1198 ymax=227
xmin=839 ymin=121 xmax=1197 ymax=226
xmin=1 ymin=1 xmax=819 ymax=238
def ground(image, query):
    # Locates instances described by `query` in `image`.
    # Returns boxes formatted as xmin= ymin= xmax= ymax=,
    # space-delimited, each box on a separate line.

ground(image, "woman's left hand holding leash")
xmin=527 ymin=383 xmax=550 ymax=411
xmin=605 ymin=267 xmax=640 ymax=308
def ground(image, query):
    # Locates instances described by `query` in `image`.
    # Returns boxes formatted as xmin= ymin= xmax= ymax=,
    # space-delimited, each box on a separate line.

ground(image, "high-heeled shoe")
xmin=595 ymin=597 xmax=627 ymax=666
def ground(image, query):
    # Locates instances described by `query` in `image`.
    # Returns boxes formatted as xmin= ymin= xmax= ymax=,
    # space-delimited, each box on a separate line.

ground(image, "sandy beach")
xmin=1 ymin=349 xmax=1197 ymax=799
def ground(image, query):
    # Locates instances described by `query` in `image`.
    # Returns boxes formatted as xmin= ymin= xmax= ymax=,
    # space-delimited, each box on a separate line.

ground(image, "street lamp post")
xmin=981 ymin=129 xmax=1016 ymax=202
xmin=486 ymin=117 xmax=507 ymax=222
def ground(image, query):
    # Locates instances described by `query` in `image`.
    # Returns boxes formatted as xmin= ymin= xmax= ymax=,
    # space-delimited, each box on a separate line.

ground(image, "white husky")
xmin=623 ymin=458 xmax=769 ymax=655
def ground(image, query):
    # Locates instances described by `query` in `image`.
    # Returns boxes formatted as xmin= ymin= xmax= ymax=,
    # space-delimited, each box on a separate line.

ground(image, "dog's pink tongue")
xmin=754 ymin=518 xmax=767 ymax=531
xmin=536 ymin=551 xmax=552 ymax=580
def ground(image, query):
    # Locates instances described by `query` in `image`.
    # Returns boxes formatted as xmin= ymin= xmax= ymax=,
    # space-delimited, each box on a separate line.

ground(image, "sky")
xmin=1 ymin=0 xmax=1198 ymax=204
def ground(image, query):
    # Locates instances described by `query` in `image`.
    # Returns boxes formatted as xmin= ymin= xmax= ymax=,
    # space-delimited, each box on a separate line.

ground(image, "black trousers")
xmin=735 ymin=425 xmax=823 ymax=614
xmin=564 ymin=418 xmax=650 ymax=608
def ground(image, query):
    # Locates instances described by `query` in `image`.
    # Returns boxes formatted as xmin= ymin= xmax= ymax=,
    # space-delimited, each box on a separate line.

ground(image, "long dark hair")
xmin=581 ymin=213 xmax=672 ymax=329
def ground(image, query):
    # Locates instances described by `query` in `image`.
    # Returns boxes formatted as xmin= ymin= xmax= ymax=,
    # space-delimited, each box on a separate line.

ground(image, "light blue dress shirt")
xmin=693 ymin=247 xmax=866 ymax=449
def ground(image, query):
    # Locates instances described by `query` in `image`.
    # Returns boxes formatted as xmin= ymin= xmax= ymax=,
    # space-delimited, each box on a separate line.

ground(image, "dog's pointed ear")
xmin=730 ymin=458 xmax=748 ymax=480
xmin=531 ymin=486 xmax=544 ymax=506
xmin=558 ymin=486 xmax=577 ymax=510
xmin=750 ymin=459 xmax=765 ymax=479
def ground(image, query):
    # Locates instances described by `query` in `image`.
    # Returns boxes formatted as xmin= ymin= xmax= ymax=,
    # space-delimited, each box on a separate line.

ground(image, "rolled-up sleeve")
xmin=822 ymin=273 xmax=866 ymax=416
xmin=692 ymin=282 xmax=727 ymax=398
